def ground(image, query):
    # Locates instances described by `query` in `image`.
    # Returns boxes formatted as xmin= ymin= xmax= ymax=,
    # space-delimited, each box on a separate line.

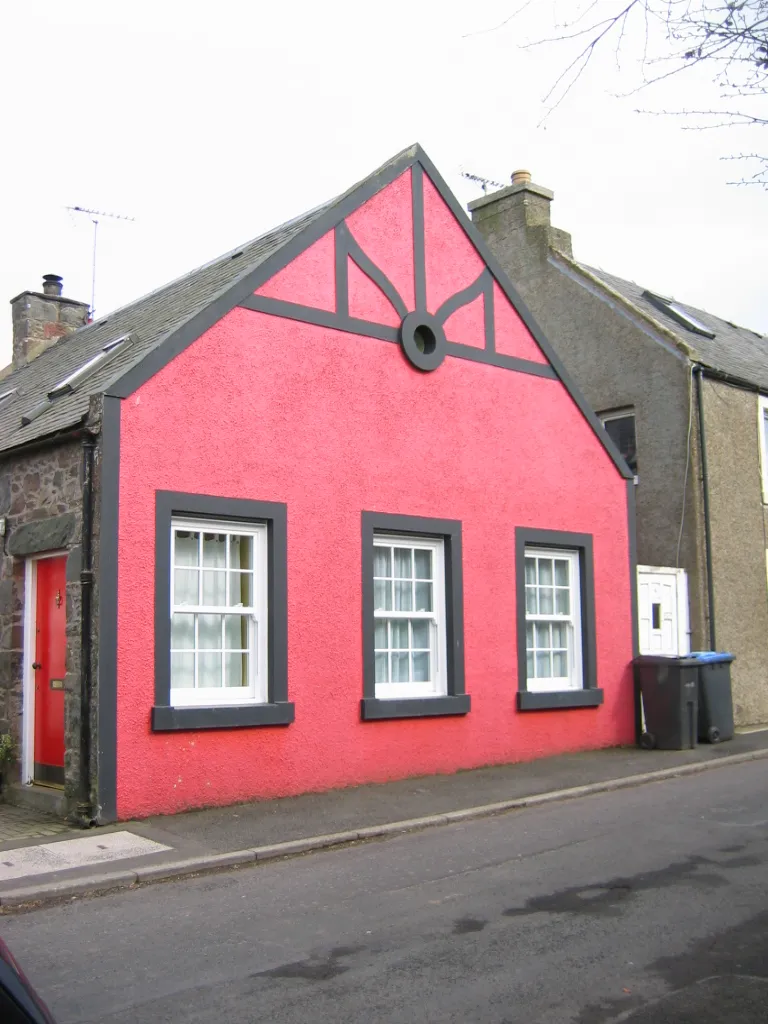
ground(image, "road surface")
xmin=3 ymin=759 xmax=768 ymax=1023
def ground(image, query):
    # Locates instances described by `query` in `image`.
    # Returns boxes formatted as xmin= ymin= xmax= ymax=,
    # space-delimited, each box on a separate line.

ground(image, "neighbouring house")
xmin=0 ymin=146 xmax=635 ymax=823
xmin=470 ymin=171 xmax=768 ymax=726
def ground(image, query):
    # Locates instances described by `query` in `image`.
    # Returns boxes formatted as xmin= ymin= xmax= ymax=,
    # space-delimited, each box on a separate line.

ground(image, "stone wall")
xmin=0 ymin=440 xmax=85 ymax=808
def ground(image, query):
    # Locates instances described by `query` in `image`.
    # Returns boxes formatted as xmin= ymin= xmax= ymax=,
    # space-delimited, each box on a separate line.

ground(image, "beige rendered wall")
xmin=702 ymin=377 xmax=768 ymax=725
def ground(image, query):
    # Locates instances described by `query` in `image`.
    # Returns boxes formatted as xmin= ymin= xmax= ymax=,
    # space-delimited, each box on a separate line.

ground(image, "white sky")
xmin=1 ymin=0 xmax=766 ymax=368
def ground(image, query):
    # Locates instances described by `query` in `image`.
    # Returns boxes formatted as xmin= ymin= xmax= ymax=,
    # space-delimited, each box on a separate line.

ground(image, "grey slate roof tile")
xmin=586 ymin=265 xmax=768 ymax=390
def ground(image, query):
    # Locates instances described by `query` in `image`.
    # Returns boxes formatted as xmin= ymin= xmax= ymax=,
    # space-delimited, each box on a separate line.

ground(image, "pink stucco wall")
xmin=114 ymin=167 xmax=634 ymax=819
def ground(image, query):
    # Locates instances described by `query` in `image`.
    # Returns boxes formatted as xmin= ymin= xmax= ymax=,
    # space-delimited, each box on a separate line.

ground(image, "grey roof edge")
xmin=549 ymin=247 xmax=696 ymax=361
xmin=104 ymin=143 xmax=632 ymax=480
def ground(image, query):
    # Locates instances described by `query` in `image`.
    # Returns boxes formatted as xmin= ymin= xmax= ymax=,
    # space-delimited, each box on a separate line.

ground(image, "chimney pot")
xmin=42 ymin=274 xmax=64 ymax=297
xmin=511 ymin=170 xmax=532 ymax=186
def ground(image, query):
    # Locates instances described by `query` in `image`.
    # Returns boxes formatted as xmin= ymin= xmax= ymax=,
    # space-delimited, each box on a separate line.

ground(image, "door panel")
xmin=33 ymin=557 xmax=66 ymax=785
xmin=638 ymin=567 xmax=688 ymax=656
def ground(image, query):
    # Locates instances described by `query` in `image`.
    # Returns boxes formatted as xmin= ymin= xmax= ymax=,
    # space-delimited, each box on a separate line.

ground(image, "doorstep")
xmin=4 ymin=782 xmax=68 ymax=818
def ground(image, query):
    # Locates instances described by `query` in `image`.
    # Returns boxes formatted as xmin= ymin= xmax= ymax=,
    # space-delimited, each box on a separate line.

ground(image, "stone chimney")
xmin=10 ymin=275 xmax=90 ymax=369
xmin=468 ymin=171 xmax=572 ymax=287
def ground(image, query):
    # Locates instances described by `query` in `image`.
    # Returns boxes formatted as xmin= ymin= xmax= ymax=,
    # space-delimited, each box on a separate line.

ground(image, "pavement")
xmin=4 ymin=756 xmax=768 ymax=1023
xmin=1 ymin=728 xmax=767 ymax=908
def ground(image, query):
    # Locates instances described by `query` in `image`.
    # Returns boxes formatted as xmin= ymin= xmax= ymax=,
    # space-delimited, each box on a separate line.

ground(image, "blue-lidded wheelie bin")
xmin=688 ymin=652 xmax=735 ymax=744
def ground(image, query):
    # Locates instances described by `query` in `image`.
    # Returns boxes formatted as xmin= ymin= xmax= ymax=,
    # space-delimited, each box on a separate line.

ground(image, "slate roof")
xmin=585 ymin=265 xmax=768 ymax=390
xmin=0 ymin=198 xmax=344 ymax=455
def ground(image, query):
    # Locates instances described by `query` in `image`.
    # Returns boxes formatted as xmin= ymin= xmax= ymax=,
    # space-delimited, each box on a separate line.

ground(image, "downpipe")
xmin=694 ymin=365 xmax=716 ymax=650
xmin=75 ymin=435 xmax=96 ymax=826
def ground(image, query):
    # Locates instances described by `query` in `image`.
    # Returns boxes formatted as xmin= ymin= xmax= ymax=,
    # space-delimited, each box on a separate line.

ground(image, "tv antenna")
xmin=65 ymin=206 xmax=136 ymax=319
xmin=461 ymin=170 xmax=507 ymax=193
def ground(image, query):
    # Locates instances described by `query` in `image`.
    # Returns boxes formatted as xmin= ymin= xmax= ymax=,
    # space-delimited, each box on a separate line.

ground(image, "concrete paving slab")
xmin=0 ymin=830 xmax=171 ymax=882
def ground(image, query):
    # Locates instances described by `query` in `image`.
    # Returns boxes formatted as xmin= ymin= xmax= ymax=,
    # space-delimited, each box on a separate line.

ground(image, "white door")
xmin=637 ymin=566 xmax=690 ymax=656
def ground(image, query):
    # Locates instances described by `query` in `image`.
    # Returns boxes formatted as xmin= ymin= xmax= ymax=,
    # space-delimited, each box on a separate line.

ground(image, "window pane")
xmin=411 ymin=620 xmax=429 ymax=649
xmin=535 ymin=622 xmax=551 ymax=648
xmin=524 ymin=558 xmax=536 ymax=585
xmin=526 ymin=651 xmax=534 ymax=678
xmin=174 ymin=531 xmax=199 ymax=567
xmin=555 ymin=589 xmax=570 ymax=615
xmin=539 ymin=587 xmax=554 ymax=614
xmin=412 ymin=651 xmax=430 ymax=681
xmin=553 ymin=651 xmax=568 ymax=676
xmin=554 ymin=560 xmax=569 ymax=586
xmin=551 ymin=622 xmax=568 ymax=648
xmin=415 ymin=581 xmax=432 ymax=612
xmin=538 ymin=560 xmax=553 ymax=586
xmin=202 ymin=570 xmax=226 ymax=606
xmin=174 ymin=569 xmax=199 ymax=606
xmin=374 ymin=579 xmax=392 ymax=611
xmin=375 ymin=652 xmax=389 ymax=684
xmin=171 ymin=652 xmax=194 ymax=688
xmin=374 ymin=620 xmax=388 ymax=650
xmin=395 ymin=581 xmax=413 ymax=611
xmin=230 ymin=534 xmax=252 ymax=571
xmin=391 ymin=619 xmax=409 ymax=649
xmin=414 ymin=549 xmax=432 ymax=579
xmin=199 ymin=614 xmax=222 ymax=650
xmin=224 ymin=614 xmax=248 ymax=649
xmin=202 ymin=533 xmax=226 ymax=568
xmin=373 ymin=547 xmax=391 ymax=578
xmin=199 ymin=652 xmax=223 ymax=687
xmin=525 ymin=623 xmax=534 ymax=649
xmin=525 ymin=586 xmax=537 ymax=614
xmin=171 ymin=613 xmax=195 ymax=651
xmin=228 ymin=572 xmax=253 ymax=608
xmin=394 ymin=548 xmax=413 ymax=579
xmin=536 ymin=651 xmax=552 ymax=677
xmin=391 ymin=652 xmax=410 ymax=682
xmin=225 ymin=651 xmax=247 ymax=688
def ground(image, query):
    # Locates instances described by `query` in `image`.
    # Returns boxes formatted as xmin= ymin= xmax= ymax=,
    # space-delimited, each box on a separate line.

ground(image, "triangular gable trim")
xmin=106 ymin=145 xmax=631 ymax=480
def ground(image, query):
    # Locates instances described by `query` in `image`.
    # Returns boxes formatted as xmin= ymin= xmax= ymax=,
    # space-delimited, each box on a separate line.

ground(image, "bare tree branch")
xmin=470 ymin=0 xmax=768 ymax=185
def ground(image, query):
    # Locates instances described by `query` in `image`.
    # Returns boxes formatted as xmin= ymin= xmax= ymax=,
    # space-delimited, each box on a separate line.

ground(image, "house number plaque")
xmin=50 ymin=678 xmax=65 ymax=690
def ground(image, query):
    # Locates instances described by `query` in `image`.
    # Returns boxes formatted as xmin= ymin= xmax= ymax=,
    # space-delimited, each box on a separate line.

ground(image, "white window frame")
xmin=372 ymin=532 xmax=447 ymax=701
xmin=524 ymin=546 xmax=583 ymax=693
xmin=759 ymin=396 xmax=768 ymax=503
xmin=169 ymin=517 xmax=268 ymax=708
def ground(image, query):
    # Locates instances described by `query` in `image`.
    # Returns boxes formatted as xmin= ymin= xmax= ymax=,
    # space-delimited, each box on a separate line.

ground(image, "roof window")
xmin=0 ymin=388 xmax=17 ymax=405
xmin=21 ymin=334 xmax=132 ymax=427
xmin=48 ymin=335 xmax=131 ymax=399
xmin=642 ymin=291 xmax=715 ymax=339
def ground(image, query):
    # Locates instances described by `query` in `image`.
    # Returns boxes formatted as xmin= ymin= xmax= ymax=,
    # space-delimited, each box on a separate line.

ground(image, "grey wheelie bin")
xmin=688 ymin=651 xmax=735 ymax=744
xmin=633 ymin=656 xmax=698 ymax=750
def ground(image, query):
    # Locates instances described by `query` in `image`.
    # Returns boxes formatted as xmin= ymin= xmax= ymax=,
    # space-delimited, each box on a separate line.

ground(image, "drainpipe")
xmin=694 ymin=365 xmax=716 ymax=650
xmin=76 ymin=435 xmax=96 ymax=824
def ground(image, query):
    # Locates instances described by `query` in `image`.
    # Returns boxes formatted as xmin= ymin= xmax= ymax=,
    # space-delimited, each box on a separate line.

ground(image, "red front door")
xmin=33 ymin=556 xmax=66 ymax=786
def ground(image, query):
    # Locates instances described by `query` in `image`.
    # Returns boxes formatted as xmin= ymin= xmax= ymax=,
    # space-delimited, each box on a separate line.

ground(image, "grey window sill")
xmin=152 ymin=702 xmax=295 ymax=732
xmin=361 ymin=694 xmax=470 ymax=720
xmin=517 ymin=689 xmax=604 ymax=711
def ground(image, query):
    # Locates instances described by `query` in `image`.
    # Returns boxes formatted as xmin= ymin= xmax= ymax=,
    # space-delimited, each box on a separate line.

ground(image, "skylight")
xmin=0 ymin=388 xmax=17 ymax=405
xmin=48 ymin=335 xmax=130 ymax=399
xmin=642 ymin=290 xmax=716 ymax=339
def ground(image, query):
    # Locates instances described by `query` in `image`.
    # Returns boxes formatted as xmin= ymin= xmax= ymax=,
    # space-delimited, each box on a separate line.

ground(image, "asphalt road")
xmin=3 ymin=759 xmax=768 ymax=1024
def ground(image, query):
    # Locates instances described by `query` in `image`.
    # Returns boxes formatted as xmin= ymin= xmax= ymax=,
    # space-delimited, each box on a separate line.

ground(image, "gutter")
xmin=694 ymin=365 xmax=717 ymax=650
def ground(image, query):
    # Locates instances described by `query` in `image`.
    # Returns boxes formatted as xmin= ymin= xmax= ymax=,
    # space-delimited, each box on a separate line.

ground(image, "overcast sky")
xmin=1 ymin=1 xmax=766 ymax=368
